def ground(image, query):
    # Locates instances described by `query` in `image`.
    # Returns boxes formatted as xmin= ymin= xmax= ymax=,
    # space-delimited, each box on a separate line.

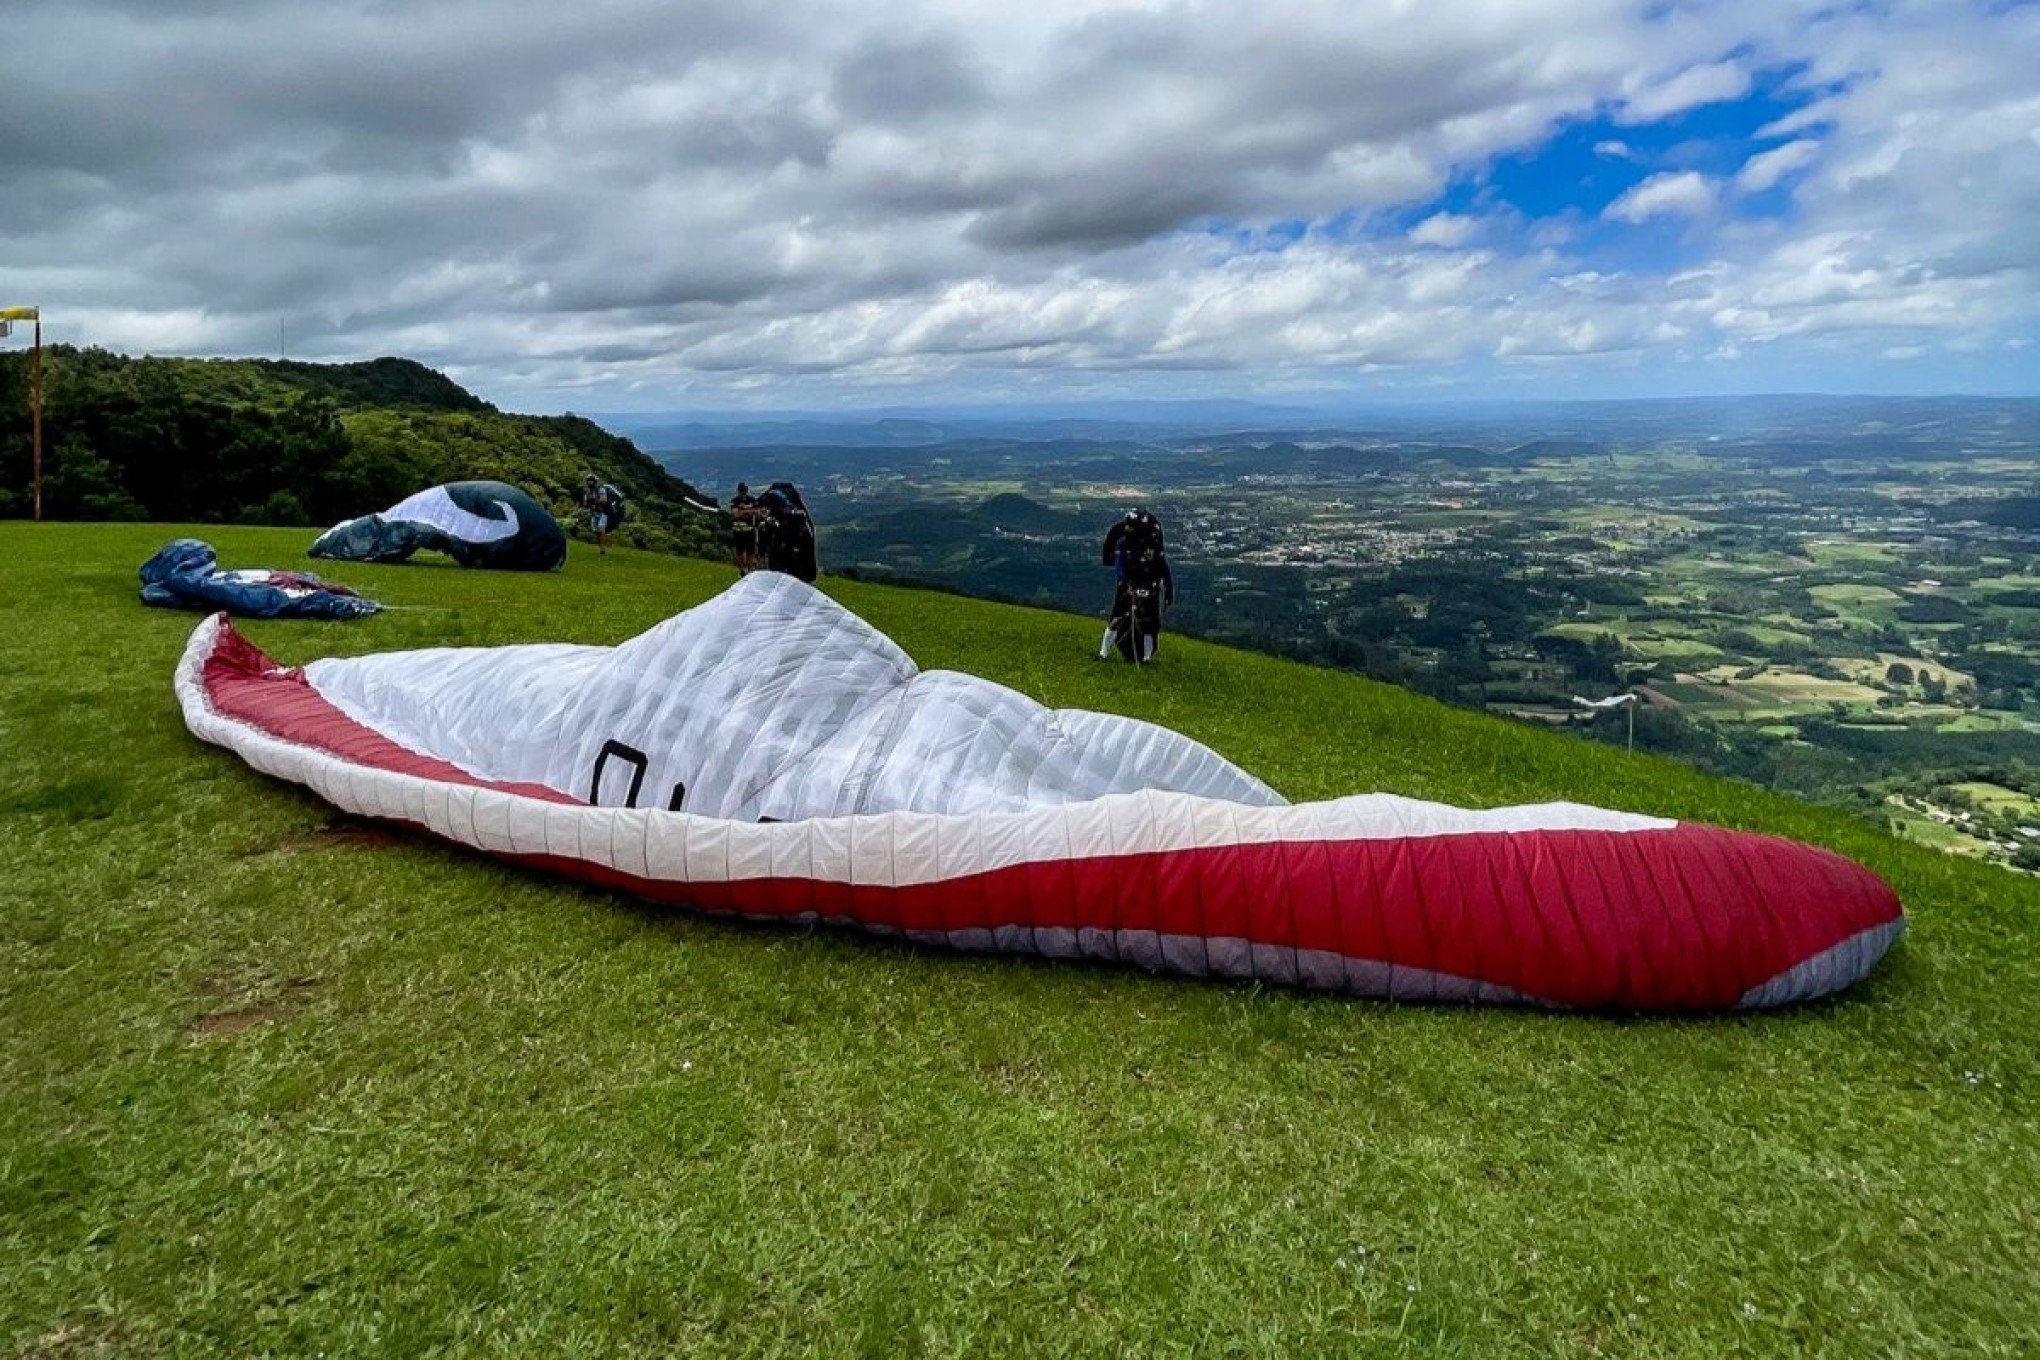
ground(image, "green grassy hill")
xmin=0 ymin=349 xmax=725 ymax=559
xmin=4 ymin=522 xmax=2036 ymax=1356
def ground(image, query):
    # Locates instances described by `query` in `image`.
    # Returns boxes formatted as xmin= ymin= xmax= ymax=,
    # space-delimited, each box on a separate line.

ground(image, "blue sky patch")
xmin=1350 ymin=63 xmax=1843 ymax=274
xmin=1469 ymin=64 xmax=1831 ymax=220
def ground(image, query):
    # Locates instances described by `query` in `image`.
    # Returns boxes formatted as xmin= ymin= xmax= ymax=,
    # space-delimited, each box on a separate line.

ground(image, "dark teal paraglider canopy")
xmin=310 ymin=480 xmax=567 ymax=571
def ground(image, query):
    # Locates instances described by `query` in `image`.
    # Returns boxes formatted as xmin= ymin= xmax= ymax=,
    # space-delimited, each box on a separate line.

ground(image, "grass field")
xmin=1834 ymin=654 xmax=1978 ymax=693
xmin=1940 ymin=713 xmax=2035 ymax=734
xmin=1731 ymin=672 xmax=1887 ymax=707
xmin=1805 ymin=541 xmax=1903 ymax=569
xmin=1540 ymin=621 xmax=1729 ymax=666
xmin=1972 ymin=574 xmax=2040 ymax=595
xmin=5 ymin=523 xmax=2039 ymax=1357
xmin=1947 ymin=783 xmax=2040 ymax=819
xmin=1809 ymin=583 xmax=1903 ymax=612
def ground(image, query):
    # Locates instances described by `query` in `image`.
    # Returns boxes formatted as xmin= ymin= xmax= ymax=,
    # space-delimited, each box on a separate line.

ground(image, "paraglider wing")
xmin=140 ymin=538 xmax=380 ymax=620
xmin=287 ymin=572 xmax=1273 ymax=821
xmin=311 ymin=481 xmax=567 ymax=571
xmin=173 ymin=573 xmax=1903 ymax=1011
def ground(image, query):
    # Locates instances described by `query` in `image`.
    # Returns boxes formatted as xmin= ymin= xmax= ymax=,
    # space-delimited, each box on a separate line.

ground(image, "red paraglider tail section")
xmin=186 ymin=616 xmax=1903 ymax=1010
xmin=199 ymin=620 xmax=578 ymax=806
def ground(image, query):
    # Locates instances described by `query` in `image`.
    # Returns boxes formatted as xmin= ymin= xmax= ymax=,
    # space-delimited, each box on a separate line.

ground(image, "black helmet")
xmin=737 ymin=482 xmax=749 ymax=494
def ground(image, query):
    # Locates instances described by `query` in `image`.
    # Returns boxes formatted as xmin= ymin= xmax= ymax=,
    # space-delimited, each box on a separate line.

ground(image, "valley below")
xmin=647 ymin=396 xmax=2040 ymax=872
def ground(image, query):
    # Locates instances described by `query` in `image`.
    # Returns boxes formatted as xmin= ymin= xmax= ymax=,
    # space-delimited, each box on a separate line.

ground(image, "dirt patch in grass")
xmin=21 ymin=1317 xmax=134 ymax=1358
xmin=247 ymin=816 xmax=409 ymax=856
xmin=187 ymin=976 xmax=322 ymax=1040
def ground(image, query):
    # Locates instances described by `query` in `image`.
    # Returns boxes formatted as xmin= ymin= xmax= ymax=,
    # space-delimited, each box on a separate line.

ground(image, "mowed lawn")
xmin=3 ymin=522 xmax=2037 ymax=1357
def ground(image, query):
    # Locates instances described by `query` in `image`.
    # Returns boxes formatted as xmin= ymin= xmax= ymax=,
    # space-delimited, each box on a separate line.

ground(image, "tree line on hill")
xmin=0 ymin=347 xmax=724 ymax=558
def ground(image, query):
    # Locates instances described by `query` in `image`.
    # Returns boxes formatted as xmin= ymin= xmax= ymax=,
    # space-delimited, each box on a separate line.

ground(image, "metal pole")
xmin=1627 ymin=698 xmax=1635 ymax=752
xmin=31 ymin=317 xmax=42 ymax=522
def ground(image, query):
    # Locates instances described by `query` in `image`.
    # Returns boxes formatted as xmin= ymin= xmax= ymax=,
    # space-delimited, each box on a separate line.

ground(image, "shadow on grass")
xmin=0 ymin=775 xmax=126 ymax=822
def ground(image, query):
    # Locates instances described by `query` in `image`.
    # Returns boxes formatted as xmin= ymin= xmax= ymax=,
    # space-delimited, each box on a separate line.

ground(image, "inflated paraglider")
xmin=140 ymin=538 xmax=379 ymax=620
xmin=173 ymin=573 xmax=1902 ymax=1011
xmin=310 ymin=481 xmax=567 ymax=571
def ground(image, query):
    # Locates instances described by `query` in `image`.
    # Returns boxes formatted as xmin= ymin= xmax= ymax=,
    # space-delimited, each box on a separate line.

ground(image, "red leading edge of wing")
xmin=196 ymin=617 xmax=1904 ymax=1010
xmin=200 ymin=621 xmax=578 ymax=805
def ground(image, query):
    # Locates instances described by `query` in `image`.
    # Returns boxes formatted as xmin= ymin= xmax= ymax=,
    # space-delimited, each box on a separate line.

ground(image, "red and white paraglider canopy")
xmin=175 ymin=573 xmax=1902 ymax=1010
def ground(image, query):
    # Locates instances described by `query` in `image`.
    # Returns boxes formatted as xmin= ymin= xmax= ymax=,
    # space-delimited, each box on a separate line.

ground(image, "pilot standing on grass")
xmin=1097 ymin=507 xmax=1172 ymax=661
xmin=581 ymin=472 xmax=621 ymax=555
xmin=728 ymin=482 xmax=761 ymax=574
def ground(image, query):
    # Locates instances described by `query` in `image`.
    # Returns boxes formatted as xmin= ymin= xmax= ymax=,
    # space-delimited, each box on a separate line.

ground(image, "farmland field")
xmin=648 ymin=399 xmax=2040 ymax=873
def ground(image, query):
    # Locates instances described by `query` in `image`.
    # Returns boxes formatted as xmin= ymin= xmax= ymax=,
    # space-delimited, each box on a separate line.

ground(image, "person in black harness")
xmin=580 ymin=473 xmax=626 ymax=555
xmin=1098 ymin=508 xmax=1173 ymax=663
xmin=1101 ymin=507 xmax=1164 ymax=570
xmin=756 ymin=481 xmax=819 ymax=583
xmin=728 ymin=482 xmax=760 ymax=574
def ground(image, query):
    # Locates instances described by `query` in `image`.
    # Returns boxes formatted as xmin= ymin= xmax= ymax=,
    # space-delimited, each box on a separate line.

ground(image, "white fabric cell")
xmin=306 ymin=573 xmax=1283 ymax=823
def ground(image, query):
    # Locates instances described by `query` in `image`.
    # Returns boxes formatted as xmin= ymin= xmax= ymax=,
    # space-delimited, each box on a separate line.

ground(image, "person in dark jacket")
xmin=1098 ymin=510 xmax=1174 ymax=662
xmin=757 ymin=482 xmax=819 ymax=583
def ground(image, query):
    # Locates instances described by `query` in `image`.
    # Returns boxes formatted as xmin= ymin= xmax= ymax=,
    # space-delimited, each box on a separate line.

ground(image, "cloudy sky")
xmin=5 ymin=0 xmax=2037 ymax=411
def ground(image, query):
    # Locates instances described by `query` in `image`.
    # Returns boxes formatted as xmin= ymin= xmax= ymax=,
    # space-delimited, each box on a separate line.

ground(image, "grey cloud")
xmin=580 ymin=342 xmax=669 ymax=362
xmin=2 ymin=1 xmax=780 ymax=186
xmin=3 ymin=0 xmax=2033 ymax=403
xmin=663 ymin=109 xmax=835 ymax=171
xmin=833 ymin=35 xmax=985 ymax=125
xmin=968 ymin=179 xmax=1237 ymax=250
xmin=545 ymin=267 xmax=783 ymax=314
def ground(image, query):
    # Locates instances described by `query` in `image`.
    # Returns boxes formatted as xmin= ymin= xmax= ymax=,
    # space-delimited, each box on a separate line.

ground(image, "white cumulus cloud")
xmin=1603 ymin=171 xmax=1715 ymax=224
xmin=1408 ymin=213 xmax=1479 ymax=248
xmin=1737 ymin=139 xmax=1822 ymax=191
xmin=1617 ymin=59 xmax=1751 ymax=124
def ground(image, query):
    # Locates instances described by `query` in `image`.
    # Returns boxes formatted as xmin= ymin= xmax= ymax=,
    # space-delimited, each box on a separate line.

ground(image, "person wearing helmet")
xmin=1097 ymin=508 xmax=1171 ymax=661
xmin=1100 ymin=507 xmax=1164 ymax=567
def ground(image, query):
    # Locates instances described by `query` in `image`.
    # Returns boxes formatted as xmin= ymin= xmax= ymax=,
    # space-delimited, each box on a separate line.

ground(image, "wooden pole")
xmin=31 ymin=316 xmax=42 ymax=522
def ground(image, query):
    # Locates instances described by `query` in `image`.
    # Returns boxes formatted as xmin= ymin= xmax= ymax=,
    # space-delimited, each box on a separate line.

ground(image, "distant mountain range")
xmin=599 ymin=394 xmax=2040 ymax=456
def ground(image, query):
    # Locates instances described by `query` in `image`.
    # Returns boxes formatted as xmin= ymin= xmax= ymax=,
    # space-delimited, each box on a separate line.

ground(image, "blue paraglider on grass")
xmin=140 ymin=539 xmax=381 ymax=620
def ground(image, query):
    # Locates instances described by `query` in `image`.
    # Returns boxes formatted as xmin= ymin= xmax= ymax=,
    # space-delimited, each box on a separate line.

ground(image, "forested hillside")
xmin=0 ymin=348 xmax=724 ymax=558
